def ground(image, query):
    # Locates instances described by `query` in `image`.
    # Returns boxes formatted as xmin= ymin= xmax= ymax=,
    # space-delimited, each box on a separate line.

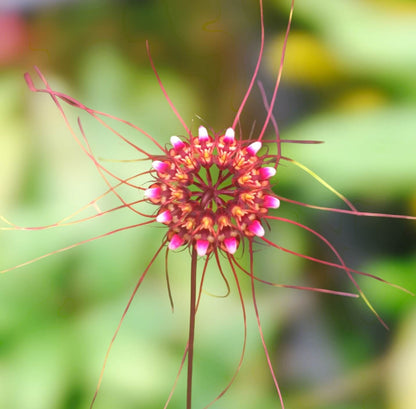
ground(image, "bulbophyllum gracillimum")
xmin=148 ymin=127 xmax=279 ymax=256
xmin=1 ymin=0 xmax=415 ymax=408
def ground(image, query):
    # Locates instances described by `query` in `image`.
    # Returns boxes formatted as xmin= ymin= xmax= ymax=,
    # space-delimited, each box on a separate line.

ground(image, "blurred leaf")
xmin=280 ymin=105 xmax=416 ymax=201
xmin=286 ymin=0 xmax=416 ymax=87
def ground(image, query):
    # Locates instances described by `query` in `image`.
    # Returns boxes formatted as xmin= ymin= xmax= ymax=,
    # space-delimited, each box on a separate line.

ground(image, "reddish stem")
xmin=90 ymin=240 xmax=166 ymax=408
xmin=187 ymin=247 xmax=198 ymax=409
xmin=258 ymin=0 xmax=294 ymax=141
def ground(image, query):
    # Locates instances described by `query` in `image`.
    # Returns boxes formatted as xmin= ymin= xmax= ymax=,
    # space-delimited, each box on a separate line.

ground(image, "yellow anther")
xmin=175 ymin=170 xmax=189 ymax=182
xmin=185 ymin=217 xmax=196 ymax=230
xmin=241 ymin=192 xmax=255 ymax=203
xmin=218 ymin=215 xmax=230 ymax=227
xmin=218 ymin=153 xmax=227 ymax=165
xmin=238 ymin=174 xmax=251 ymax=185
xmin=232 ymin=206 xmax=245 ymax=218
xmin=184 ymin=156 xmax=196 ymax=169
xmin=234 ymin=157 xmax=245 ymax=170
xmin=202 ymin=216 xmax=213 ymax=229
xmin=181 ymin=203 xmax=193 ymax=214
xmin=172 ymin=190 xmax=184 ymax=200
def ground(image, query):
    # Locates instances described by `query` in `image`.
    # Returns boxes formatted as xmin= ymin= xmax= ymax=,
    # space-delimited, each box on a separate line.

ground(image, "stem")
xmin=187 ymin=247 xmax=198 ymax=409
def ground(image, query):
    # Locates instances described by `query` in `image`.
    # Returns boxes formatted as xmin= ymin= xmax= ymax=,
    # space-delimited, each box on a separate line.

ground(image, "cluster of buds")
xmin=144 ymin=126 xmax=280 ymax=256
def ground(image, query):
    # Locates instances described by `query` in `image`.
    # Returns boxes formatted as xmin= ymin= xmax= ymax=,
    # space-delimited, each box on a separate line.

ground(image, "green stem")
xmin=187 ymin=247 xmax=198 ymax=409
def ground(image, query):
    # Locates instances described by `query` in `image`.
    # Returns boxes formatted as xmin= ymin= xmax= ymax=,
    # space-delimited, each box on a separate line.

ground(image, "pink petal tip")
xmin=169 ymin=234 xmax=185 ymax=250
xmin=198 ymin=126 xmax=209 ymax=142
xmin=224 ymin=237 xmax=238 ymax=254
xmin=144 ymin=186 xmax=161 ymax=200
xmin=259 ymin=167 xmax=276 ymax=180
xmin=196 ymin=240 xmax=209 ymax=257
xmin=156 ymin=210 xmax=172 ymax=224
xmin=247 ymin=141 xmax=262 ymax=155
xmin=152 ymin=160 xmax=169 ymax=173
xmin=264 ymin=195 xmax=280 ymax=209
xmin=248 ymin=220 xmax=265 ymax=237
xmin=170 ymin=135 xmax=185 ymax=150
xmin=224 ymin=127 xmax=235 ymax=143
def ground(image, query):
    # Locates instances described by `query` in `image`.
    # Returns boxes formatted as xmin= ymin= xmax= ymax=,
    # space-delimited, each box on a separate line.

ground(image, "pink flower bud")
xmin=196 ymin=239 xmax=209 ymax=256
xmin=152 ymin=160 xmax=170 ymax=173
xmin=169 ymin=234 xmax=185 ymax=250
xmin=264 ymin=195 xmax=280 ymax=209
xmin=224 ymin=237 xmax=238 ymax=254
xmin=247 ymin=141 xmax=262 ymax=156
xmin=259 ymin=167 xmax=276 ymax=180
xmin=156 ymin=210 xmax=172 ymax=224
xmin=248 ymin=220 xmax=265 ymax=237
xmin=144 ymin=186 xmax=161 ymax=200
xmin=170 ymin=135 xmax=185 ymax=150
xmin=198 ymin=126 xmax=209 ymax=142
xmin=223 ymin=127 xmax=235 ymax=143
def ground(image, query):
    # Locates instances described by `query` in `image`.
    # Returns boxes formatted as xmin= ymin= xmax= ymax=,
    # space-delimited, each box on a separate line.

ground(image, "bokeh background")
xmin=1 ymin=0 xmax=416 ymax=408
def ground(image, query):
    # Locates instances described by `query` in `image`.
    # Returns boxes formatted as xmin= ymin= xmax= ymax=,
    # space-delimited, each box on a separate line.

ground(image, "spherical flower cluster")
xmin=144 ymin=126 xmax=280 ymax=257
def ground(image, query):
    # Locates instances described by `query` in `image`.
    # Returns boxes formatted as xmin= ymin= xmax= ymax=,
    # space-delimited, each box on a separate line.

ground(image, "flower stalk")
xmin=187 ymin=246 xmax=198 ymax=409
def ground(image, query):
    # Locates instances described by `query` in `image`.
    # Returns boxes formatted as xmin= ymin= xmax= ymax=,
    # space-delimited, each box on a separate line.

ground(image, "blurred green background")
xmin=0 ymin=0 xmax=415 ymax=408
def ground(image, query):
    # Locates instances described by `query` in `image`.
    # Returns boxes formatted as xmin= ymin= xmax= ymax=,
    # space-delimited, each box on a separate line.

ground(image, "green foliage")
xmin=0 ymin=1 xmax=415 ymax=408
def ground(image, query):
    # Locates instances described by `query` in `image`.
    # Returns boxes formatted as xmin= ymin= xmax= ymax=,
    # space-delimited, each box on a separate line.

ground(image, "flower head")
xmin=148 ymin=126 xmax=278 ymax=256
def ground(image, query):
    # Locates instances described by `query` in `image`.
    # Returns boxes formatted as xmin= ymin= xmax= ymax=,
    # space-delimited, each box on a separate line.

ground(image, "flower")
xmin=148 ymin=126 xmax=278 ymax=257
